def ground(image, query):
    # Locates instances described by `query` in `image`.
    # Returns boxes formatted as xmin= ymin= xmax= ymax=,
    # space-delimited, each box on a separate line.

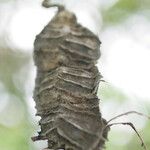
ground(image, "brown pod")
xmin=33 ymin=6 xmax=109 ymax=150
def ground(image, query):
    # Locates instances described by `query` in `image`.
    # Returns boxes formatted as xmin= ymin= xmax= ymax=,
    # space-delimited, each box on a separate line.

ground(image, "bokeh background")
xmin=0 ymin=0 xmax=150 ymax=150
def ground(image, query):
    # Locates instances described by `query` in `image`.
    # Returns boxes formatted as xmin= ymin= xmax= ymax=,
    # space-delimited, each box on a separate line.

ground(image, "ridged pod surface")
xmin=33 ymin=7 xmax=109 ymax=150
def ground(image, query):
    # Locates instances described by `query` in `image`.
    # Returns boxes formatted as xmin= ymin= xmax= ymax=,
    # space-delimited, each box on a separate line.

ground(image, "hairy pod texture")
xmin=33 ymin=7 xmax=109 ymax=150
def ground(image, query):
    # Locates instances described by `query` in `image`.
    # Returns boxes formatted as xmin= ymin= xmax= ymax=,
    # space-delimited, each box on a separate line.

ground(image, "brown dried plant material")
xmin=32 ymin=1 xmax=150 ymax=150
xmin=32 ymin=3 xmax=109 ymax=150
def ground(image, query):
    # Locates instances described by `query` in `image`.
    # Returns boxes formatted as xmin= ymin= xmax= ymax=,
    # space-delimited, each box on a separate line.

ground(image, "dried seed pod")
xmin=33 ymin=5 xmax=109 ymax=150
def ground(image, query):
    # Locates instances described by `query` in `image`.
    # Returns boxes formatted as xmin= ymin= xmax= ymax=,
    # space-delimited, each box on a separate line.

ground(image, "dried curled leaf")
xmin=33 ymin=5 xmax=109 ymax=150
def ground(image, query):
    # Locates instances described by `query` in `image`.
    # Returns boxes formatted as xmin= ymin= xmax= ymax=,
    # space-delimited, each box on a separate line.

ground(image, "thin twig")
xmin=42 ymin=0 xmax=65 ymax=11
xmin=107 ymin=111 xmax=150 ymax=124
xmin=105 ymin=122 xmax=147 ymax=150
xmin=31 ymin=135 xmax=47 ymax=141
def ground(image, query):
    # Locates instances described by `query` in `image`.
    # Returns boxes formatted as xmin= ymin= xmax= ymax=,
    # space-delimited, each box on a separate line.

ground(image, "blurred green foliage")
xmin=0 ymin=48 xmax=35 ymax=150
xmin=99 ymin=83 xmax=128 ymax=102
xmin=0 ymin=123 xmax=33 ymax=150
xmin=102 ymin=0 xmax=150 ymax=26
